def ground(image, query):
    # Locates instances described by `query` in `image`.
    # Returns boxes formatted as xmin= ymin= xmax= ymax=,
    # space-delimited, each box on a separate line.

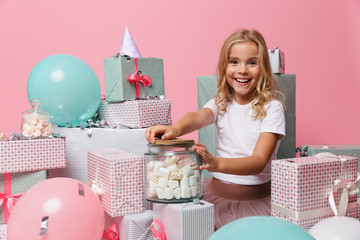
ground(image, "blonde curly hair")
xmin=215 ymin=29 xmax=284 ymax=119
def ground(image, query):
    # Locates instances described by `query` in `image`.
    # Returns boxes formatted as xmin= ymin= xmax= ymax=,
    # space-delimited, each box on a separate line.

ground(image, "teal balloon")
xmin=209 ymin=216 xmax=315 ymax=240
xmin=27 ymin=54 xmax=101 ymax=126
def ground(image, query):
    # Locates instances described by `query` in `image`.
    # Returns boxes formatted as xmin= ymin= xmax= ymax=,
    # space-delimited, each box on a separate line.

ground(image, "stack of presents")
xmin=1 ymin=27 xmax=360 ymax=240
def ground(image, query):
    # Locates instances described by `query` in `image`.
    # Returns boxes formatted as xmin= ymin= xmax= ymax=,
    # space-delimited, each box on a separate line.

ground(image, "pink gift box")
xmin=99 ymin=99 xmax=172 ymax=129
xmin=0 ymin=224 xmax=6 ymax=240
xmin=271 ymin=155 xmax=358 ymax=228
xmin=87 ymin=149 xmax=144 ymax=217
xmin=0 ymin=137 xmax=66 ymax=173
xmin=104 ymin=210 xmax=153 ymax=240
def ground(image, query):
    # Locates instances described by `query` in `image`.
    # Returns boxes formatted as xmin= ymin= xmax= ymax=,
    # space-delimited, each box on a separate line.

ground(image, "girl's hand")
xmin=145 ymin=125 xmax=179 ymax=144
xmin=193 ymin=142 xmax=218 ymax=172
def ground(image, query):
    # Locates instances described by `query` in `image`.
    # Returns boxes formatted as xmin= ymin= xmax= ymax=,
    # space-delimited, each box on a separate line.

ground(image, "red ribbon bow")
xmin=102 ymin=224 xmax=119 ymax=240
xmin=151 ymin=218 xmax=167 ymax=240
xmin=0 ymin=173 xmax=22 ymax=223
xmin=127 ymin=58 xmax=152 ymax=98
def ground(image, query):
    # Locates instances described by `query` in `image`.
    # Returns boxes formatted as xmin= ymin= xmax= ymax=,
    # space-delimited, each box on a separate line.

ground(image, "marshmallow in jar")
xmin=21 ymin=99 xmax=52 ymax=139
xmin=144 ymin=139 xmax=203 ymax=203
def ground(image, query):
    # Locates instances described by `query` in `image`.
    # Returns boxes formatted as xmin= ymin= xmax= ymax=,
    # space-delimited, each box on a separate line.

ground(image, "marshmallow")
xmin=147 ymin=172 xmax=159 ymax=184
xmin=178 ymin=157 xmax=197 ymax=169
xmin=165 ymin=188 xmax=174 ymax=199
xmin=158 ymin=167 xmax=170 ymax=178
xmin=174 ymin=187 xmax=181 ymax=199
xmin=166 ymin=155 xmax=178 ymax=162
xmin=153 ymin=161 xmax=164 ymax=175
xmin=180 ymin=165 xmax=193 ymax=177
xmin=169 ymin=170 xmax=183 ymax=180
xmin=180 ymin=176 xmax=189 ymax=188
xmin=147 ymin=181 xmax=158 ymax=198
xmin=189 ymin=175 xmax=197 ymax=186
xmin=22 ymin=119 xmax=52 ymax=138
xmin=158 ymin=177 xmax=168 ymax=189
xmin=156 ymin=188 xmax=166 ymax=199
xmin=190 ymin=186 xmax=197 ymax=197
xmin=181 ymin=187 xmax=191 ymax=198
xmin=146 ymin=160 xmax=155 ymax=171
xmin=168 ymin=163 xmax=179 ymax=173
xmin=168 ymin=179 xmax=180 ymax=189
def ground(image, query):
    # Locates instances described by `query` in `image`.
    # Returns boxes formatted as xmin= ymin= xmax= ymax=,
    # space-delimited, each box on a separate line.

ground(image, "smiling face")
xmin=226 ymin=41 xmax=261 ymax=105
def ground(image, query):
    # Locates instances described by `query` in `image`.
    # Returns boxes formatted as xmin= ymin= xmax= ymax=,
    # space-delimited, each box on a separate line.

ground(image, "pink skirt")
xmin=202 ymin=177 xmax=271 ymax=230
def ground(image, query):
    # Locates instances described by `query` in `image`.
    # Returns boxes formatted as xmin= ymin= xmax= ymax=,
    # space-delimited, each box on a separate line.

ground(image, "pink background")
xmin=1 ymin=0 xmax=359 ymax=147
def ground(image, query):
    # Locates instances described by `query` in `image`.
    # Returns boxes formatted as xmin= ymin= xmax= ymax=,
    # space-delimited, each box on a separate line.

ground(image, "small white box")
xmin=268 ymin=47 xmax=285 ymax=73
xmin=153 ymin=200 xmax=214 ymax=240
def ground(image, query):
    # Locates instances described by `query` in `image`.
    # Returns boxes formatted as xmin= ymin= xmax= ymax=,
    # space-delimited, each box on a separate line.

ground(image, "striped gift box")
xmin=0 ymin=224 xmax=6 ymax=240
xmin=104 ymin=210 xmax=153 ymax=240
xmin=271 ymin=155 xmax=358 ymax=228
xmin=153 ymin=200 xmax=214 ymax=240
xmin=87 ymin=149 xmax=144 ymax=217
xmin=99 ymin=99 xmax=172 ymax=129
xmin=0 ymin=137 xmax=66 ymax=173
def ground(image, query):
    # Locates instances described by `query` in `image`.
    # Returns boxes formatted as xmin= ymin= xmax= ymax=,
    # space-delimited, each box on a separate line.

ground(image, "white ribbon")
xmin=322 ymin=154 xmax=360 ymax=216
xmin=91 ymin=149 xmax=125 ymax=196
xmin=329 ymin=171 xmax=360 ymax=216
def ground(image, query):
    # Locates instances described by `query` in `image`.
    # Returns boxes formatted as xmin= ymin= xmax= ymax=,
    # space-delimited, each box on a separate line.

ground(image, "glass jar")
xmin=144 ymin=139 xmax=203 ymax=203
xmin=21 ymin=99 xmax=52 ymax=139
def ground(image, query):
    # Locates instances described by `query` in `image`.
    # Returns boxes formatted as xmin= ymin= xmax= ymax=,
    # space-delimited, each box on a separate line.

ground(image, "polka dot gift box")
xmin=0 ymin=224 xmax=6 ymax=240
xmin=87 ymin=148 xmax=144 ymax=217
xmin=271 ymin=154 xmax=359 ymax=229
xmin=99 ymin=99 xmax=171 ymax=129
xmin=0 ymin=137 xmax=66 ymax=173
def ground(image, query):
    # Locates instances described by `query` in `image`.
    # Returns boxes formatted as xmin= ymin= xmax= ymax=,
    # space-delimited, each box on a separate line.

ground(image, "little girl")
xmin=145 ymin=29 xmax=285 ymax=229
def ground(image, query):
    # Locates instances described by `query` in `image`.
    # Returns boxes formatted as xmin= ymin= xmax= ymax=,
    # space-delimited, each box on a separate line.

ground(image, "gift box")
xmin=88 ymin=148 xmax=144 ymax=217
xmin=299 ymin=144 xmax=360 ymax=197
xmin=99 ymin=99 xmax=172 ymax=129
xmin=48 ymin=127 xmax=148 ymax=184
xmin=271 ymin=155 xmax=359 ymax=228
xmin=0 ymin=224 xmax=6 ymax=240
xmin=104 ymin=210 xmax=153 ymax=240
xmin=104 ymin=56 xmax=165 ymax=102
xmin=197 ymin=74 xmax=296 ymax=161
xmin=153 ymin=200 xmax=214 ymax=240
xmin=0 ymin=170 xmax=47 ymax=224
xmin=0 ymin=137 xmax=66 ymax=173
xmin=268 ymin=47 xmax=285 ymax=74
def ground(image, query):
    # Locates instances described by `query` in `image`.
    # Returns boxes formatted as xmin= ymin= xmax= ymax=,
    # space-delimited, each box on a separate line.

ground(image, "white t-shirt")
xmin=203 ymin=98 xmax=285 ymax=185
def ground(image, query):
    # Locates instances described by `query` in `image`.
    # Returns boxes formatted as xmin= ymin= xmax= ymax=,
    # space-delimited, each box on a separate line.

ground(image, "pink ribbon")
xmin=151 ymin=218 xmax=166 ymax=240
xmin=102 ymin=224 xmax=119 ymax=240
xmin=0 ymin=173 xmax=22 ymax=223
xmin=127 ymin=58 xmax=152 ymax=98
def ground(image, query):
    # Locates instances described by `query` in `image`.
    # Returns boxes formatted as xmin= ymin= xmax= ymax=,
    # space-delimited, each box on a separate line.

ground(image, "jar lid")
xmin=150 ymin=138 xmax=195 ymax=147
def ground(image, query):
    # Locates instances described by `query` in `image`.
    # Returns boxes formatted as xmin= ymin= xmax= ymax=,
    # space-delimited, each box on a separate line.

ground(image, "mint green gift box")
xmin=104 ymin=56 xmax=165 ymax=102
xmin=197 ymin=74 xmax=296 ymax=178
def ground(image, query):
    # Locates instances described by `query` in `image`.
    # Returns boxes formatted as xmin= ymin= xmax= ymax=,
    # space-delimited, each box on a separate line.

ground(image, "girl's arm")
xmin=197 ymin=132 xmax=279 ymax=175
xmin=146 ymin=108 xmax=214 ymax=144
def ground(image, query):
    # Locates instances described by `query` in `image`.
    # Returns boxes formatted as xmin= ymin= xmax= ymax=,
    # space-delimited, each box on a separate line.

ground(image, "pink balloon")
xmin=7 ymin=177 xmax=104 ymax=240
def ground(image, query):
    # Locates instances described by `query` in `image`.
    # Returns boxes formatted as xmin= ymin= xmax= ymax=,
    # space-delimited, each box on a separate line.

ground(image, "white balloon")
xmin=309 ymin=216 xmax=360 ymax=240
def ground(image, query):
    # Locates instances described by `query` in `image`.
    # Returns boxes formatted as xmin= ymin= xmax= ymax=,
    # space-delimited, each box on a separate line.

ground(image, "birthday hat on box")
xmin=119 ymin=26 xmax=142 ymax=58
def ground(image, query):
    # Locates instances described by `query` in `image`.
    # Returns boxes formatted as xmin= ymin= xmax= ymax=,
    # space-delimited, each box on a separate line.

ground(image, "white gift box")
xmin=48 ymin=127 xmax=148 ymax=184
xmin=268 ymin=47 xmax=285 ymax=74
xmin=104 ymin=210 xmax=153 ymax=240
xmin=153 ymin=200 xmax=214 ymax=240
